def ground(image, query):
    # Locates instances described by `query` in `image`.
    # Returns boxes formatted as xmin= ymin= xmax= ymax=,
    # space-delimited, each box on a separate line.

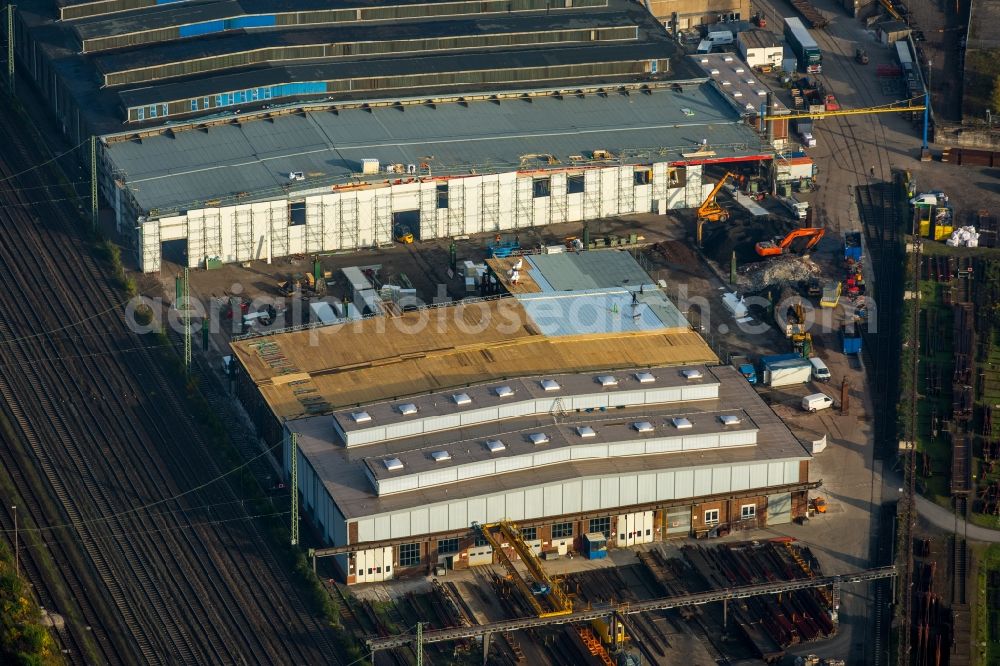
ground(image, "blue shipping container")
xmin=582 ymin=532 xmax=608 ymax=559
xmin=842 ymin=331 xmax=862 ymax=354
xmin=844 ymin=231 xmax=863 ymax=262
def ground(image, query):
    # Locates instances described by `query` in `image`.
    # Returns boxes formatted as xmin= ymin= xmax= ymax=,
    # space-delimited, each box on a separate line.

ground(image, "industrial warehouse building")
xmin=230 ymin=252 xmax=815 ymax=583
xmin=13 ymin=0 xmax=775 ymax=273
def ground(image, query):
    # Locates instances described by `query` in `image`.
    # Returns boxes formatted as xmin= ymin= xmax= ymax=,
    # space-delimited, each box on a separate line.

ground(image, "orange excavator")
xmin=696 ymin=171 xmax=736 ymax=245
xmin=755 ymin=227 xmax=825 ymax=257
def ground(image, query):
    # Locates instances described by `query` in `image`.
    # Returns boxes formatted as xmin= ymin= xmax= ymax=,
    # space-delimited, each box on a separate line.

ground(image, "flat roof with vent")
xmin=362 ymin=404 xmax=761 ymax=494
xmin=330 ymin=364 xmax=718 ymax=446
xmin=291 ymin=365 xmax=811 ymax=517
xmin=690 ymin=52 xmax=789 ymax=116
xmin=14 ymin=0 xmax=705 ymax=142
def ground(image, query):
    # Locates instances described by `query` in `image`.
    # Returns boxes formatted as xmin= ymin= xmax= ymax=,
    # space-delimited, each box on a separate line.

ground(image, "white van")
xmin=809 ymin=357 xmax=831 ymax=382
xmin=802 ymin=393 xmax=834 ymax=412
xmin=705 ymin=30 xmax=735 ymax=45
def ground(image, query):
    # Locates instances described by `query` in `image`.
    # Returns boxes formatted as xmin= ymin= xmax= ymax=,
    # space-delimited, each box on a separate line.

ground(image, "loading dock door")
xmin=666 ymin=507 xmax=691 ymax=535
xmin=767 ymin=493 xmax=792 ymax=525
xmin=642 ymin=511 xmax=654 ymax=543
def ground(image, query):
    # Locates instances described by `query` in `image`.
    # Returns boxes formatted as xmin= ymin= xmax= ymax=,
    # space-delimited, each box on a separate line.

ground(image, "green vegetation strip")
xmin=0 ymin=542 xmax=61 ymax=666
xmin=974 ymin=544 xmax=1000 ymax=665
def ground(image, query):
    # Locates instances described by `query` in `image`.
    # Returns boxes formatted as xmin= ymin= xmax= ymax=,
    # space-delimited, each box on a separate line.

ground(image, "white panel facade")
xmin=467 ymin=497 xmax=487 ymax=525
xmin=749 ymin=463 xmax=768 ymax=487
xmin=390 ymin=512 xmax=410 ymax=538
xmin=342 ymin=457 xmax=807 ymax=551
xmin=357 ymin=518 xmax=375 ymax=544
xmin=411 ymin=508 xmax=429 ymax=536
xmin=524 ymin=488 xmax=544 ymax=519
xmin=693 ymin=468 xmax=712 ymax=495
xmin=620 ymin=474 xmax=638 ymax=506
xmin=429 ymin=505 xmax=449 ymax=532
xmin=544 ymin=485 xmax=563 ymax=516
xmin=582 ymin=478 xmax=601 ymax=510
xmin=712 ymin=467 xmax=731 ymax=494
xmin=675 ymin=470 xmax=694 ymax=498
xmin=657 ymin=471 xmax=675 ymax=500
xmin=731 ymin=465 xmax=751 ymax=491
xmin=374 ymin=515 xmax=390 ymax=540
xmin=505 ymin=491 xmax=525 ymax=521
xmin=638 ymin=473 xmax=657 ymax=503
xmin=600 ymin=477 xmax=620 ymax=508
xmin=487 ymin=495 xmax=506 ymax=522
xmin=768 ymin=462 xmax=786 ymax=486
xmin=563 ymin=480 xmax=582 ymax=513
xmin=448 ymin=502 xmax=468 ymax=530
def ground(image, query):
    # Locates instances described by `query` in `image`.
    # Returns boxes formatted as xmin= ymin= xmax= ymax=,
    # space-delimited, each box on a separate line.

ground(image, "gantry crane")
xmin=696 ymin=171 xmax=736 ymax=245
xmin=764 ymin=95 xmax=932 ymax=158
xmin=763 ymin=97 xmax=926 ymax=123
xmin=474 ymin=521 xmax=573 ymax=618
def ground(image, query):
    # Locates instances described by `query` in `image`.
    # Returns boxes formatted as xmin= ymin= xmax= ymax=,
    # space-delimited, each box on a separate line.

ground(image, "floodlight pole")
xmin=5 ymin=5 xmax=13 ymax=94
xmin=290 ymin=432 xmax=299 ymax=546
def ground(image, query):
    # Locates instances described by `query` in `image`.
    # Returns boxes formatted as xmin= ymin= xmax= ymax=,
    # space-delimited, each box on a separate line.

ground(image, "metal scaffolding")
xmin=481 ymin=177 xmax=500 ymax=231
xmin=234 ymin=207 xmax=253 ymax=262
xmin=447 ymin=181 xmax=465 ymax=236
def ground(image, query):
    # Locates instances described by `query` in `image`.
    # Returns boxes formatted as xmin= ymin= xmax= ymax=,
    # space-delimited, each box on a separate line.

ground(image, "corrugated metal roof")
xmin=526 ymin=251 xmax=653 ymax=292
xmin=517 ymin=288 xmax=689 ymax=337
xmin=93 ymin=14 xmax=632 ymax=75
xmin=107 ymin=81 xmax=768 ymax=214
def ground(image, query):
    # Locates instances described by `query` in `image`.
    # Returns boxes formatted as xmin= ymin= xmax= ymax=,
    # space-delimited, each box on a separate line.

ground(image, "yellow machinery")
xmin=591 ymin=617 xmax=627 ymax=645
xmin=879 ymin=0 xmax=904 ymax=21
xmin=763 ymin=97 xmax=926 ymax=123
xmin=792 ymin=332 xmax=813 ymax=357
xmin=696 ymin=171 xmax=736 ymax=245
xmin=475 ymin=521 xmax=573 ymax=618
xmin=393 ymin=224 xmax=414 ymax=243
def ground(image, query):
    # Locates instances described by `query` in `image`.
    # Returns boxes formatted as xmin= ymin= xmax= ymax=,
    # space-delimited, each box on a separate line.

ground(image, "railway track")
xmin=805 ymin=20 xmax=911 ymax=666
xmin=0 ymin=99 xmax=340 ymax=663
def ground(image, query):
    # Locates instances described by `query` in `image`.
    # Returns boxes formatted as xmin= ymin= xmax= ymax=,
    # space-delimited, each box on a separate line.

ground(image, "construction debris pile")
xmin=945 ymin=226 xmax=980 ymax=248
xmin=736 ymin=256 xmax=822 ymax=292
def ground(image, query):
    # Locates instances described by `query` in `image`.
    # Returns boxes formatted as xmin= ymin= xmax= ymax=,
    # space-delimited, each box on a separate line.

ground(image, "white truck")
xmin=737 ymin=30 xmax=784 ymax=70
xmin=778 ymin=195 xmax=810 ymax=220
xmin=697 ymin=29 xmax=735 ymax=53
xmin=762 ymin=358 xmax=813 ymax=387
xmin=796 ymin=119 xmax=816 ymax=147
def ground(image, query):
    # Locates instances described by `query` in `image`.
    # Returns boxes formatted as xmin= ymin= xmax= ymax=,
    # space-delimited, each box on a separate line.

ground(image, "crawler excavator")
xmin=696 ymin=172 xmax=736 ymax=245
xmin=755 ymin=227 xmax=825 ymax=257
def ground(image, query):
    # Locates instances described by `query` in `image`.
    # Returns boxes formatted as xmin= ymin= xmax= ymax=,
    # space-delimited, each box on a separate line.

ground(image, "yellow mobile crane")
xmin=696 ymin=171 xmax=736 ymax=246
xmin=474 ymin=521 xmax=573 ymax=618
